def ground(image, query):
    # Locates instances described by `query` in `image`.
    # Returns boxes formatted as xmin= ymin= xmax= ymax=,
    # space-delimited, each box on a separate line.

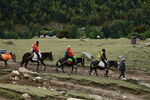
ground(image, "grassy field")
xmin=0 ymin=38 xmax=150 ymax=71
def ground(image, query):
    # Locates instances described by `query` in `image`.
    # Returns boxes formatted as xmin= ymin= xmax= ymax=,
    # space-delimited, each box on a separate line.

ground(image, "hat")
xmin=121 ymin=58 xmax=126 ymax=61
xmin=67 ymin=45 xmax=71 ymax=48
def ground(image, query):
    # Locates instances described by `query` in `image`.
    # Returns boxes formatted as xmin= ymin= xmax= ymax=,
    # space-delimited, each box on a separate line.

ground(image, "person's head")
xmin=121 ymin=58 xmax=126 ymax=62
xmin=36 ymin=41 xmax=39 ymax=46
xmin=66 ymin=45 xmax=71 ymax=50
xmin=102 ymin=48 xmax=105 ymax=52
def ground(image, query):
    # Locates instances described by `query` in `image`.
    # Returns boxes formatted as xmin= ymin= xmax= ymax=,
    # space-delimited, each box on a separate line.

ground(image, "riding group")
xmin=0 ymin=41 xmax=126 ymax=78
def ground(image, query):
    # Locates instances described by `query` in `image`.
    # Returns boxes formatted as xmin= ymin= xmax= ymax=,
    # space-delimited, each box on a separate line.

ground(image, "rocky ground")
xmin=0 ymin=62 xmax=149 ymax=100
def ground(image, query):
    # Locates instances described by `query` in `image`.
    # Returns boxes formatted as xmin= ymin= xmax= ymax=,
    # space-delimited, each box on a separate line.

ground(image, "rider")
xmin=64 ymin=45 xmax=76 ymax=64
xmin=98 ymin=48 xmax=107 ymax=68
xmin=33 ymin=41 xmax=40 ymax=61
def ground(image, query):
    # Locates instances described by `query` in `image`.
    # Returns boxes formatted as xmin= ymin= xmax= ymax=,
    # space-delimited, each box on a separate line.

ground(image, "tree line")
xmin=0 ymin=0 xmax=150 ymax=39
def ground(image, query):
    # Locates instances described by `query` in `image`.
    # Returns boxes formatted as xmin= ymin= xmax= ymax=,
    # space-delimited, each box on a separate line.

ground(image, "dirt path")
xmin=0 ymin=62 xmax=150 ymax=100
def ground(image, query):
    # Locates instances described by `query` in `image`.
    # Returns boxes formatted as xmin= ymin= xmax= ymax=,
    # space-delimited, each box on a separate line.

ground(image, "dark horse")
xmin=89 ymin=60 xmax=118 ymax=77
xmin=55 ymin=57 xmax=84 ymax=73
xmin=21 ymin=52 xmax=53 ymax=71
xmin=0 ymin=52 xmax=16 ymax=66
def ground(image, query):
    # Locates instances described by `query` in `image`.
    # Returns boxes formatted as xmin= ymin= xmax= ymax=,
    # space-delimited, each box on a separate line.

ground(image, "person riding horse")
xmin=64 ymin=45 xmax=76 ymax=65
xmin=32 ymin=41 xmax=40 ymax=62
xmin=98 ymin=48 xmax=107 ymax=68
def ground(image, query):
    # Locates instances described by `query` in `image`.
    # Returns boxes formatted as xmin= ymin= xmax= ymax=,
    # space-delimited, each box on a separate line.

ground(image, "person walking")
xmin=119 ymin=58 xmax=126 ymax=78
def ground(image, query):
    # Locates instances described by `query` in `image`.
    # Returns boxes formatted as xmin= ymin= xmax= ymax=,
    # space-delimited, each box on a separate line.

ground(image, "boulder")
xmin=89 ymin=95 xmax=103 ymax=100
xmin=145 ymin=42 xmax=150 ymax=46
xmin=67 ymin=98 xmax=84 ymax=100
xmin=33 ymin=76 xmax=43 ymax=83
xmin=23 ymin=74 xmax=31 ymax=79
xmin=22 ymin=93 xmax=31 ymax=100
xmin=11 ymin=70 xmax=20 ymax=76
xmin=81 ymin=52 xmax=93 ymax=60
xmin=19 ymin=67 xmax=39 ymax=76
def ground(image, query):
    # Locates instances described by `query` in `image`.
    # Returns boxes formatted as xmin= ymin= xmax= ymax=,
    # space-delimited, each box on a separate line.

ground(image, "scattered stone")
xmin=12 ymin=81 xmax=17 ymax=84
xmin=135 ymin=45 xmax=142 ymax=48
xmin=80 ymin=38 xmax=89 ymax=41
xmin=89 ymin=95 xmax=103 ymax=100
xmin=23 ymin=74 xmax=31 ymax=79
xmin=33 ymin=76 xmax=43 ymax=83
xmin=145 ymin=42 xmax=150 ymax=46
xmin=67 ymin=98 xmax=84 ymax=100
xmin=22 ymin=93 xmax=31 ymax=100
xmin=32 ymin=36 xmax=38 ymax=39
xmin=19 ymin=67 xmax=39 ymax=76
xmin=139 ymin=82 xmax=150 ymax=88
xmin=14 ymin=76 xmax=19 ymax=81
xmin=122 ymin=95 xmax=127 ymax=99
xmin=11 ymin=70 xmax=20 ymax=76
xmin=40 ymin=35 xmax=44 ymax=38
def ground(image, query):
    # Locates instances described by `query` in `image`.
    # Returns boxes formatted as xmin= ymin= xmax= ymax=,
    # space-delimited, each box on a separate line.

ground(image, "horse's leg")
xmin=4 ymin=61 xmax=7 ymax=67
xmin=75 ymin=65 xmax=77 ymax=74
xmin=41 ymin=61 xmax=46 ymax=71
xmin=61 ymin=65 xmax=65 ymax=73
xmin=37 ymin=62 xmax=40 ymax=71
xmin=105 ymin=69 xmax=109 ymax=77
xmin=71 ymin=66 xmax=74 ymax=74
xmin=95 ymin=67 xmax=98 ymax=76
xmin=25 ymin=60 xmax=29 ymax=68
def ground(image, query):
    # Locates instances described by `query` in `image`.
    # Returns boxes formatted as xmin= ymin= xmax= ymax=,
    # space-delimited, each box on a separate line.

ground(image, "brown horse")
xmin=0 ymin=52 xmax=16 ymax=66
xmin=21 ymin=52 xmax=53 ymax=71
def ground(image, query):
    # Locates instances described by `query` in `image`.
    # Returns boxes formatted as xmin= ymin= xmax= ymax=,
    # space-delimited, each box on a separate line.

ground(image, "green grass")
xmin=0 ymin=38 xmax=149 ymax=71
xmin=43 ymin=73 xmax=150 ymax=94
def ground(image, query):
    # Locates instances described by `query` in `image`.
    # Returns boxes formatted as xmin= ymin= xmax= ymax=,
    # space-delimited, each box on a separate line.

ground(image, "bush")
xmin=57 ymin=29 xmax=71 ymax=38
xmin=127 ymin=32 xmax=146 ymax=40
xmin=143 ymin=31 xmax=150 ymax=38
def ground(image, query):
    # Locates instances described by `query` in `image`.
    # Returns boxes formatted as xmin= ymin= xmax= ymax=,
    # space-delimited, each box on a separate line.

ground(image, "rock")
xmin=89 ymin=95 xmax=103 ymax=100
xmin=33 ymin=76 xmax=43 ymax=83
xmin=19 ymin=67 xmax=39 ymax=76
xmin=67 ymin=98 xmax=84 ymax=100
xmin=32 ymin=36 xmax=38 ymax=39
xmin=14 ymin=76 xmax=19 ymax=81
xmin=23 ymin=74 xmax=31 ymax=79
xmin=81 ymin=52 xmax=93 ymax=60
xmin=80 ymin=38 xmax=89 ymax=41
xmin=122 ymin=95 xmax=127 ymax=99
xmin=40 ymin=35 xmax=44 ymax=38
xmin=139 ymin=82 xmax=150 ymax=88
xmin=135 ymin=45 xmax=142 ymax=48
xmin=22 ymin=93 xmax=31 ymax=100
xmin=145 ymin=42 xmax=150 ymax=46
xmin=11 ymin=70 xmax=20 ymax=76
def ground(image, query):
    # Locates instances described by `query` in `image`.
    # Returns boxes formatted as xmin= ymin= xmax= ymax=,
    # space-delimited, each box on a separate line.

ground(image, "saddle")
xmin=98 ymin=60 xmax=107 ymax=68
xmin=32 ymin=52 xmax=42 ymax=61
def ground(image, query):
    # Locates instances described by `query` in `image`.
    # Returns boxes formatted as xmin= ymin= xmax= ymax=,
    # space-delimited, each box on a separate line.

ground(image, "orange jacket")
xmin=66 ymin=48 xmax=74 ymax=57
xmin=33 ymin=42 xmax=39 ymax=52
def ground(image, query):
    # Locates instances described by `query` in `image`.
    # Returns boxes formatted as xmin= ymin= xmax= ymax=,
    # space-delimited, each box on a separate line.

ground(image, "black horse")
xmin=89 ymin=60 xmax=118 ymax=76
xmin=0 ymin=52 xmax=16 ymax=66
xmin=21 ymin=52 xmax=53 ymax=71
xmin=56 ymin=57 xmax=84 ymax=73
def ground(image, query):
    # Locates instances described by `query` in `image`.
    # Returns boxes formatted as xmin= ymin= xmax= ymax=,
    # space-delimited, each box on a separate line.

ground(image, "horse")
xmin=0 ymin=52 xmax=16 ymax=66
xmin=76 ymin=57 xmax=85 ymax=66
xmin=20 ymin=52 xmax=53 ymax=71
xmin=89 ymin=60 xmax=118 ymax=77
xmin=55 ymin=57 xmax=81 ymax=73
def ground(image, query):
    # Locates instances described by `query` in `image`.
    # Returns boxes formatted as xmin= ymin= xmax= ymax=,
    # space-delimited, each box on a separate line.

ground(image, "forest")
xmin=0 ymin=0 xmax=150 ymax=39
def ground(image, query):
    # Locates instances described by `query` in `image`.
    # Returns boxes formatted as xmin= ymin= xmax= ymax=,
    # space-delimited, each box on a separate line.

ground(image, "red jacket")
xmin=66 ymin=48 xmax=74 ymax=57
xmin=33 ymin=42 xmax=39 ymax=52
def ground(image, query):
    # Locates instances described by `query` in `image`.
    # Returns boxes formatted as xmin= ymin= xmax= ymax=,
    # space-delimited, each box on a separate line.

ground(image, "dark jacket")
xmin=119 ymin=61 xmax=126 ymax=71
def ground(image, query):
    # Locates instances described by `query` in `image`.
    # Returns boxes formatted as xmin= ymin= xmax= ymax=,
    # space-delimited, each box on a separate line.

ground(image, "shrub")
xmin=57 ymin=29 xmax=71 ymax=38
xmin=127 ymin=32 xmax=146 ymax=40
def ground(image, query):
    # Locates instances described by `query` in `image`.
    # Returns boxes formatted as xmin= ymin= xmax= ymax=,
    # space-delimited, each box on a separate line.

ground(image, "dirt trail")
xmin=0 ymin=62 xmax=150 ymax=100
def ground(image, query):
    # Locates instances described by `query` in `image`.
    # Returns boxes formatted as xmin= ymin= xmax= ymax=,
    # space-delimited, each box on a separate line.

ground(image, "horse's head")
xmin=48 ymin=51 xmax=53 ymax=61
xmin=11 ymin=52 xmax=16 ymax=63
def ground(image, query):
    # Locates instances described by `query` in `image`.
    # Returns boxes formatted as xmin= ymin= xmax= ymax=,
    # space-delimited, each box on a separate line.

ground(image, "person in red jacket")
xmin=33 ymin=41 xmax=40 ymax=61
xmin=64 ymin=45 xmax=76 ymax=64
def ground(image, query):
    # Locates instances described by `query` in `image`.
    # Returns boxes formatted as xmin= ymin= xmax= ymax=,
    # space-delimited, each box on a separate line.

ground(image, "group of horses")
xmin=0 ymin=51 xmax=118 ymax=77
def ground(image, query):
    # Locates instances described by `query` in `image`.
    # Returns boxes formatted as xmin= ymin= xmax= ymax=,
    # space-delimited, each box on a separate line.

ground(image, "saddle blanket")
xmin=1 ymin=54 xmax=11 ymax=61
xmin=98 ymin=60 xmax=107 ymax=68
xmin=32 ymin=52 xmax=41 ymax=61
